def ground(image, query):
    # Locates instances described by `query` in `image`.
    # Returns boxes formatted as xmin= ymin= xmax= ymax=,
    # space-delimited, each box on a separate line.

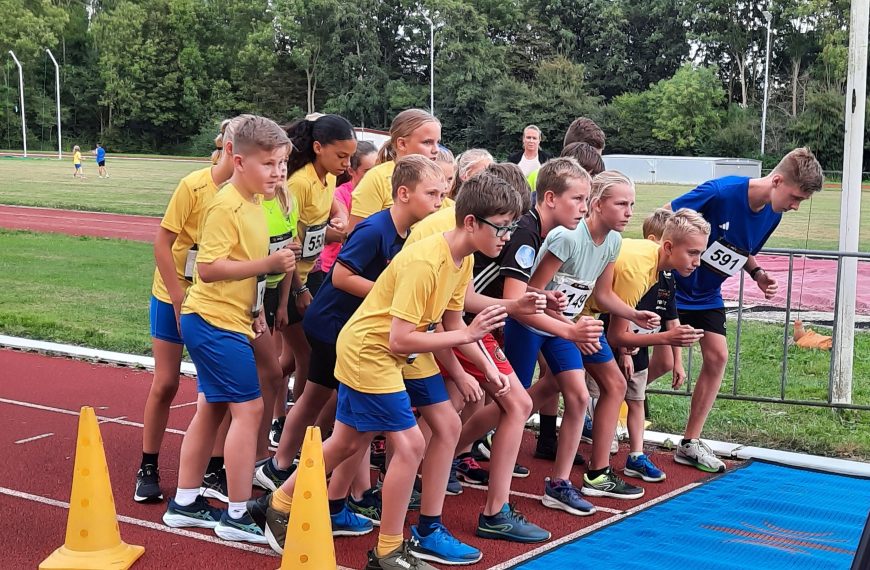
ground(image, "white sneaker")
xmin=610 ymin=433 xmax=619 ymax=455
xmin=674 ymin=439 xmax=726 ymax=473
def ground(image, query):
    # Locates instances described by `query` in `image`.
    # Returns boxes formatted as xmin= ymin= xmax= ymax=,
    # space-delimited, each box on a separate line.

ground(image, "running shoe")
xmin=348 ymin=488 xmax=382 ymax=525
xmin=246 ymin=493 xmax=271 ymax=532
xmin=264 ymin=504 xmax=289 ymax=555
xmin=163 ymin=495 xmax=223 ymax=529
xmin=364 ymin=540 xmax=437 ymax=569
xmin=542 ymin=477 xmax=596 ymax=516
xmin=581 ymin=414 xmax=594 ymax=444
xmin=512 ymin=463 xmax=530 ymax=478
xmin=533 ymin=438 xmax=585 ymax=466
xmin=476 ymin=503 xmax=550 ymax=543
xmin=674 ymin=439 xmax=726 ymax=473
xmin=446 ymin=459 xmax=463 ymax=495
xmin=134 ymin=464 xmax=163 ymax=503
xmin=474 ymin=430 xmax=495 ymax=460
xmin=582 ymin=467 xmax=644 ymax=499
xmin=269 ymin=417 xmax=285 ymax=447
xmin=370 ymin=435 xmax=386 ymax=471
xmin=254 ymin=458 xmax=295 ymax=492
xmin=200 ymin=467 xmax=229 ymax=503
xmin=625 ymin=453 xmax=666 ymax=482
xmin=455 ymin=455 xmax=489 ymax=485
xmin=409 ymin=523 xmax=482 ymax=565
xmin=214 ymin=510 xmax=268 ymax=544
xmin=331 ymin=503 xmax=374 ymax=536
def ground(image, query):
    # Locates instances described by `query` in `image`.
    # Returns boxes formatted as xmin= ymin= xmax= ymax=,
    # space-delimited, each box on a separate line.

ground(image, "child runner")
xmin=665 ymin=147 xmax=823 ymax=472
xmin=136 ymin=118 xmax=236 ymax=503
xmin=72 ymin=145 xmax=84 ymax=178
xmin=348 ymin=108 xmax=441 ymax=233
xmin=162 ymin=115 xmax=295 ymax=543
xmin=94 ymin=143 xmax=109 ymax=178
xmin=262 ymin=173 xmax=520 ymax=569
xmin=447 ymin=149 xmax=494 ymax=202
xmin=592 ymin=208 xmax=710 ymax=483
xmin=435 ymin=146 xmax=456 ymax=191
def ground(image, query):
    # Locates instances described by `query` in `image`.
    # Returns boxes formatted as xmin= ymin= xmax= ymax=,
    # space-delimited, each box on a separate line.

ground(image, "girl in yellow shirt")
xmin=72 ymin=145 xmax=84 ymax=178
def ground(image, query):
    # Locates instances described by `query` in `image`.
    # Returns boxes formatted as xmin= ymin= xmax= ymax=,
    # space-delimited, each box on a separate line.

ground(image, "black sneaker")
xmin=163 ymin=495 xmax=223 ymax=529
xmin=582 ymin=467 xmax=644 ymax=500
xmin=455 ymin=455 xmax=489 ymax=485
xmin=254 ymin=458 xmax=295 ymax=492
xmin=264 ymin=504 xmax=289 ymax=555
xmin=246 ymin=492 xmax=271 ymax=532
xmin=370 ymin=436 xmax=386 ymax=471
xmin=269 ymin=417 xmax=285 ymax=448
xmin=512 ymin=463 xmax=531 ymax=478
xmin=201 ymin=467 xmax=229 ymax=503
xmin=134 ymin=464 xmax=163 ymax=503
xmin=476 ymin=503 xmax=551 ymax=543
xmin=364 ymin=540 xmax=437 ymax=569
xmin=533 ymin=437 xmax=586 ymax=466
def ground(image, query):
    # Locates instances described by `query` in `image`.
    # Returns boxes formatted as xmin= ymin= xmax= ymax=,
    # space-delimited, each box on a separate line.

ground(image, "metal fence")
xmin=647 ymin=247 xmax=870 ymax=411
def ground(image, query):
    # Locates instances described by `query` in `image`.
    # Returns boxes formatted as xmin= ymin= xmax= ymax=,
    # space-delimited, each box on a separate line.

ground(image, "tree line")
xmin=0 ymin=0 xmax=862 ymax=169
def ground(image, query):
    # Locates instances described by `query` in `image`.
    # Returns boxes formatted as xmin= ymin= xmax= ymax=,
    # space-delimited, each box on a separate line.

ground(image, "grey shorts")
xmin=587 ymin=368 xmax=648 ymax=401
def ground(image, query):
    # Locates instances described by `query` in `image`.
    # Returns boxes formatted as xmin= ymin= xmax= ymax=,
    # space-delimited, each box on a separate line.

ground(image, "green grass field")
xmin=3 ymin=154 xmax=870 ymax=249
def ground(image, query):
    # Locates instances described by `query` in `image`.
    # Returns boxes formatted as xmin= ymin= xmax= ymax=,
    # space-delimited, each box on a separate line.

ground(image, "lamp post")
xmin=46 ymin=49 xmax=62 ymax=160
xmin=422 ymin=15 xmax=434 ymax=115
xmin=760 ymin=10 xmax=773 ymax=155
xmin=8 ymin=51 xmax=26 ymax=158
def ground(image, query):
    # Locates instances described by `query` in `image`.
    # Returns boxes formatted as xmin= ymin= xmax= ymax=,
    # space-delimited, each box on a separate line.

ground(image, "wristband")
xmin=749 ymin=266 xmax=764 ymax=281
xmin=292 ymin=285 xmax=309 ymax=297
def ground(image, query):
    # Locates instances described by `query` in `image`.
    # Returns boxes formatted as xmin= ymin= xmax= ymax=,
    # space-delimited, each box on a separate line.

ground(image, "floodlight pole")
xmin=423 ymin=15 xmax=434 ymax=115
xmin=8 ymin=51 xmax=26 ymax=158
xmin=760 ymin=10 xmax=773 ymax=156
xmin=46 ymin=49 xmax=62 ymax=160
xmin=832 ymin=0 xmax=868 ymax=404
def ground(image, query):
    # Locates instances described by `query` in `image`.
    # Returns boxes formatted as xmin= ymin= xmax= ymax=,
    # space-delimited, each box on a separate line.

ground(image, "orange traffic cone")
xmin=279 ymin=426 xmax=335 ymax=569
xmin=40 ymin=407 xmax=144 ymax=570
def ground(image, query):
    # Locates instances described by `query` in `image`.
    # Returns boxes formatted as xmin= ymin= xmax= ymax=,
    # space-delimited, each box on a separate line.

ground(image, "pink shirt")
xmin=319 ymin=181 xmax=354 ymax=273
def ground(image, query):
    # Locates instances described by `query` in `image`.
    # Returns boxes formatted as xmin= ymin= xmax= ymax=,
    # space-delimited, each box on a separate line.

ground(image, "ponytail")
xmin=285 ymin=114 xmax=355 ymax=177
xmin=376 ymin=108 xmax=439 ymax=164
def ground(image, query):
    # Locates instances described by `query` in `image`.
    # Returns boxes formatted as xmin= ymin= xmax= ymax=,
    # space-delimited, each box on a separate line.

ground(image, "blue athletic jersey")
xmin=671 ymin=176 xmax=781 ymax=310
xmin=303 ymin=209 xmax=405 ymax=343
xmin=96 ymin=147 xmax=106 ymax=161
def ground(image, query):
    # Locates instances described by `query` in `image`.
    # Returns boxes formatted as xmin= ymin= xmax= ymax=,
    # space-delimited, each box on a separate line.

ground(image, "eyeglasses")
xmin=475 ymin=215 xmax=519 ymax=238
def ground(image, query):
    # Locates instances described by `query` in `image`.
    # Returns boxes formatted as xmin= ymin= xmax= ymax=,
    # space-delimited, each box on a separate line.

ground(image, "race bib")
xmin=301 ymin=222 xmax=327 ymax=260
xmin=251 ymin=275 xmax=267 ymax=317
xmin=630 ymin=322 xmax=661 ymax=335
xmin=183 ymin=246 xmax=198 ymax=281
xmin=552 ymin=272 xmax=594 ymax=318
xmin=406 ymin=323 xmax=437 ymax=364
xmin=268 ymin=231 xmax=294 ymax=255
xmin=700 ymin=239 xmax=749 ymax=277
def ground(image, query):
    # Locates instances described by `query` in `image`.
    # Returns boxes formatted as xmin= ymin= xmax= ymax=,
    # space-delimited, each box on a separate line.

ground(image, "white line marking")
xmin=0 ymin=397 xmax=186 ymax=436
xmin=170 ymin=401 xmax=197 ymax=409
xmin=14 ymin=432 xmax=54 ymax=444
xmin=488 ymin=479 xmax=706 ymax=569
xmin=98 ymin=415 xmax=127 ymax=425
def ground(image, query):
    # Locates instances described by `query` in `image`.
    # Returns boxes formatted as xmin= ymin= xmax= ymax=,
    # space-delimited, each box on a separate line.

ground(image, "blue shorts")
xmin=149 ymin=296 xmax=183 ymax=345
xmin=581 ymin=332 xmax=615 ymax=365
xmin=405 ymin=374 xmax=449 ymax=407
xmin=179 ymin=313 xmax=260 ymax=403
xmin=503 ymin=317 xmax=583 ymax=389
xmin=335 ymin=384 xmax=417 ymax=433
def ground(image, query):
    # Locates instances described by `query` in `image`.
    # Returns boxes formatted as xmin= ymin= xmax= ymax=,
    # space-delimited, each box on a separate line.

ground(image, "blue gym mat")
xmin=513 ymin=461 xmax=870 ymax=570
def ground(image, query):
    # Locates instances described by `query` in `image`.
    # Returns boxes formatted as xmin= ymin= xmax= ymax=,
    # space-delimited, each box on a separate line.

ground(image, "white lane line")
xmin=0 ymin=397 xmax=186 ymax=436
xmin=98 ymin=415 xmax=127 ymax=425
xmin=14 ymin=432 xmax=54 ymax=444
xmin=170 ymin=401 xmax=198 ymax=409
xmin=487 ymin=479 xmax=706 ymax=569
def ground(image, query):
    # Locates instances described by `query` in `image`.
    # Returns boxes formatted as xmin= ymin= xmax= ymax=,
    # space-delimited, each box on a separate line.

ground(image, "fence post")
xmin=832 ymin=0 xmax=869 ymax=404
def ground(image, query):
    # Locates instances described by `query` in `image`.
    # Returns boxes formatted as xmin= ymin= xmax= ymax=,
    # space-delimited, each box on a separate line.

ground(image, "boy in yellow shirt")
xmin=162 ymin=115 xmax=296 ymax=544
xmin=263 ymin=173 xmax=523 ymax=568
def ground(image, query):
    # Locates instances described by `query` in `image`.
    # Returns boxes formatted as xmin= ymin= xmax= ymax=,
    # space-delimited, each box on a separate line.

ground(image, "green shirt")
xmin=263 ymin=196 xmax=299 ymax=288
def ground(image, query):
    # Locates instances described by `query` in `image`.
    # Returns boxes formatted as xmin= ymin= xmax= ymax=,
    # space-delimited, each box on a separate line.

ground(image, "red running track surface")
xmin=0 ymin=205 xmax=160 ymax=242
xmin=1 ymin=349 xmax=725 ymax=569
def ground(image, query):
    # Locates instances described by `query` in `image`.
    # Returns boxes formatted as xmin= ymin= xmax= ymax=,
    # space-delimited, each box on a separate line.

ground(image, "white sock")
xmin=228 ymin=501 xmax=247 ymax=519
xmin=174 ymin=488 xmax=200 ymax=506
xmin=629 ymin=451 xmax=643 ymax=460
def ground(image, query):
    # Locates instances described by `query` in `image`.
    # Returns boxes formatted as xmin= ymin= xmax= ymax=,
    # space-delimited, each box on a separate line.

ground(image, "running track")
xmin=0 ymin=205 xmax=160 ymax=242
xmin=1 ymin=348 xmax=721 ymax=569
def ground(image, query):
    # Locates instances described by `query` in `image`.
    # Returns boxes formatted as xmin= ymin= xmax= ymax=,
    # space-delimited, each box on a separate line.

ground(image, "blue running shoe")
xmin=409 ymin=523 xmax=482 ymax=565
xmin=214 ymin=510 xmax=268 ymax=544
xmin=331 ymin=503 xmax=374 ymax=536
xmin=542 ymin=477 xmax=596 ymax=516
xmin=624 ymin=453 xmax=666 ymax=482
xmin=446 ymin=459 xmax=463 ymax=495
xmin=163 ymin=495 xmax=223 ymax=529
xmin=348 ymin=488 xmax=382 ymax=525
xmin=476 ymin=503 xmax=550 ymax=543
xmin=581 ymin=414 xmax=594 ymax=444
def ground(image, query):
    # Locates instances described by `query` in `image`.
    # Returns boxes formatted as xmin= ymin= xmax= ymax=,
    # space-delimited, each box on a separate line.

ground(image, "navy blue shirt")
xmin=671 ymin=176 xmax=781 ymax=310
xmin=303 ymin=209 xmax=405 ymax=343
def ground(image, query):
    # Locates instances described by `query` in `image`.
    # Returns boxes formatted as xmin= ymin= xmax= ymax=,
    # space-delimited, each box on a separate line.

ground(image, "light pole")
xmin=46 ymin=49 xmax=62 ymax=160
xmin=760 ymin=10 xmax=773 ymax=155
xmin=8 ymin=51 xmax=26 ymax=158
xmin=422 ymin=15 xmax=434 ymax=115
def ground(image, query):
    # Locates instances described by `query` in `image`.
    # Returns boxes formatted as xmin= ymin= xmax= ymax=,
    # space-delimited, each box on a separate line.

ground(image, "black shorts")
xmin=305 ymin=333 xmax=338 ymax=390
xmin=287 ymin=270 xmax=325 ymax=325
xmin=678 ymin=307 xmax=726 ymax=336
xmin=264 ymin=286 xmax=281 ymax=330
xmin=97 ymin=160 xmax=106 ymax=167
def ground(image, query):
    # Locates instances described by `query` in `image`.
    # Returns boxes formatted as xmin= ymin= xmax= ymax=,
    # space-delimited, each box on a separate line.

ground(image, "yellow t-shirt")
xmin=405 ymin=205 xmax=455 ymax=247
xmin=151 ymin=167 xmax=219 ymax=303
xmin=335 ymin=234 xmax=474 ymax=394
xmin=73 ymin=151 xmax=82 ymax=164
xmin=181 ymin=184 xmax=268 ymax=339
xmin=585 ymin=238 xmax=661 ymax=316
xmin=351 ymin=160 xmax=395 ymax=220
xmin=289 ymin=162 xmax=336 ymax=283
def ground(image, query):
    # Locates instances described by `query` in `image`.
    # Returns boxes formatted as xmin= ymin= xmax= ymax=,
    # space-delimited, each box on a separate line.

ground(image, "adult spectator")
xmin=508 ymin=125 xmax=552 ymax=176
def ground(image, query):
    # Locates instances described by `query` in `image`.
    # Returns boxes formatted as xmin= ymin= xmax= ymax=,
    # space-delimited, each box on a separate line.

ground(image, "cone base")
xmin=39 ymin=541 xmax=145 ymax=570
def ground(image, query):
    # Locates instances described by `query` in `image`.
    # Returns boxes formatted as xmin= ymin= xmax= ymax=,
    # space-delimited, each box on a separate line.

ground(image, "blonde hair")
xmin=73 ymin=145 xmax=80 ymax=152
xmin=590 ymin=170 xmax=634 ymax=204
xmin=773 ymin=147 xmax=824 ymax=194
xmin=377 ymin=109 xmax=440 ymax=164
xmin=523 ymin=125 xmax=543 ymax=139
xmin=535 ymin=157 xmax=592 ymax=204
xmin=210 ymin=118 xmax=234 ymax=164
xmin=662 ymin=208 xmax=711 ymax=243
xmin=450 ymin=148 xmax=494 ymax=199
xmin=642 ymin=208 xmax=673 ymax=240
xmin=436 ymin=146 xmax=455 ymax=165
xmin=232 ymin=114 xmax=291 ymax=155
xmin=391 ymin=154 xmax=445 ymax=199
xmin=275 ymin=147 xmax=294 ymax=216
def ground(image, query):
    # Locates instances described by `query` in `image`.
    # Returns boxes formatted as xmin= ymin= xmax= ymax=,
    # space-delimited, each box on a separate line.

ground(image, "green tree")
xmin=789 ymin=87 xmax=843 ymax=169
xmin=649 ymin=65 xmax=726 ymax=153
